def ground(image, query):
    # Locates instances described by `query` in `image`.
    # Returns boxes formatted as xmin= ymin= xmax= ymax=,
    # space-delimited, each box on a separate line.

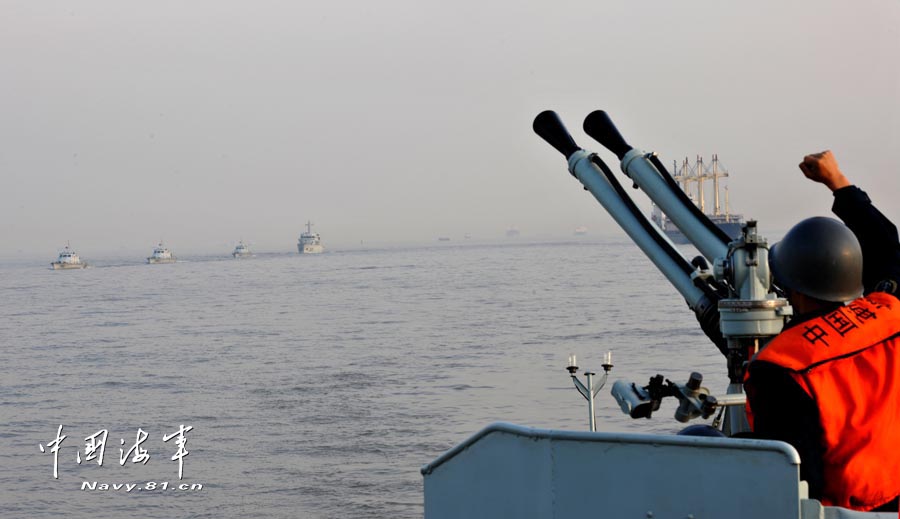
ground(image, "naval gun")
xmin=533 ymin=110 xmax=792 ymax=434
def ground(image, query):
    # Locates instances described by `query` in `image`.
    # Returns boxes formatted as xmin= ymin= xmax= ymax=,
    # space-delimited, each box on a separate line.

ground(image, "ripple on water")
xmin=2 ymin=240 xmax=728 ymax=518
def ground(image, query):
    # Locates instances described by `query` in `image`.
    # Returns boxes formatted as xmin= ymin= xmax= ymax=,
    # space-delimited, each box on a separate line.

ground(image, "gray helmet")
xmin=769 ymin=217 xmax=863 ymax=302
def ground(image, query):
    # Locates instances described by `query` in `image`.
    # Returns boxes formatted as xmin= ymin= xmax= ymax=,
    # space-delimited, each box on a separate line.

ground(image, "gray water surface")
xmin=1 ymin=239 xmax=727 ymax=518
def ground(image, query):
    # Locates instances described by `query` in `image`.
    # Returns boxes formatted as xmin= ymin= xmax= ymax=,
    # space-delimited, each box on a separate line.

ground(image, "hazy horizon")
xmin=4 ymin=0 xmax=899 ymax=259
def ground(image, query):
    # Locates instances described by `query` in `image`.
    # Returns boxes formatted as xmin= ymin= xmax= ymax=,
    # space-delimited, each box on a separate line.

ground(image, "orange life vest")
xmin=752 ymin=292 xmax=900 ymax=510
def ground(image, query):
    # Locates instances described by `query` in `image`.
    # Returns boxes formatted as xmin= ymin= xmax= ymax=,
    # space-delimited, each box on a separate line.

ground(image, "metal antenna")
xmin=566 ymin=353 xmax=613 ymax=431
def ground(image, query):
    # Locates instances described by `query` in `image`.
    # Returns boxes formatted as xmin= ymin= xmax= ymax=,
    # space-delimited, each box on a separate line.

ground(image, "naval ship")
xmin=50 ymin=244 xmax=88 ymax=270
xmin=297 ymin=221 xmax=324 ymax=254
xmin=147 ymin=242 xmax=176 ymax=264
xmin=232 ymin=240 xmax=253 ymax=258
xmin=650 ymin=155 xmax=744 ymax=243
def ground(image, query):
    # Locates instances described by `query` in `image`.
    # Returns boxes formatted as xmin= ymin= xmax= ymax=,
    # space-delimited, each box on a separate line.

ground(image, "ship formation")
xmin=50 ymin=221 xmax=323 ymax=269
xmin=650 ymin=154 xmax=744 ymax=243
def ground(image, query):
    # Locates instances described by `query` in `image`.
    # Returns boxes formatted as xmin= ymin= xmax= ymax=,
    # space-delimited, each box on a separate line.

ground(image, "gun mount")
xmin=534 ymin=110 xmax=792 ymax=435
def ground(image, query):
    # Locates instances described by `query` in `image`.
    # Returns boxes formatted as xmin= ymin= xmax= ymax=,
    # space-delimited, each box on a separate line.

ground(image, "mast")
xmin=712 ymin=155 xmax=730 ymax=217
xmin=681 ymin=157 xmax=696 ymax=202
xmin=696 ymin=155 xmax=705 ymax=214
xmin=713 ymin=154 xmax=720 ymax=216
xmin=674 ymin=159 xmax=689 ymax=193
xmin=668 ymin=155 xmax=732 ymax=219
xmin=725 ymin=186 xmax=731 ymax=220
xmin=672 ymin=159 xmax=687 ymax=191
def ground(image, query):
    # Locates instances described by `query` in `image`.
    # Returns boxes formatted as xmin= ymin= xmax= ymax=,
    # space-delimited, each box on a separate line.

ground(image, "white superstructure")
xmin=147 ymin=242 xmax=176 ymax=264
xmin=232 ymin=240 xmax=253 ymax=258
xmin=297 ymin=221 xmax=324 ymax=254
xmin=50 ymin=244 xmax=87 ymax=270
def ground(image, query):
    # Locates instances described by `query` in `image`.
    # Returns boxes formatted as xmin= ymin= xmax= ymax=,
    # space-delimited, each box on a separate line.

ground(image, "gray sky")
xmin=2 ymin=0 xmax=898 ymax=258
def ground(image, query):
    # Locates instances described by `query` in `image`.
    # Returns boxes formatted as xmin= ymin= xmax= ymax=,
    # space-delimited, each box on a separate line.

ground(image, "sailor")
xmin=743 ymin=151 xmax=900 ymax=511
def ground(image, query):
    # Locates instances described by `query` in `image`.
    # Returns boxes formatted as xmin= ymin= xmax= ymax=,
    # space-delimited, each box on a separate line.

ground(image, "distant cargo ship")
xmin=650 ymin=155 xmax=744 ymax=243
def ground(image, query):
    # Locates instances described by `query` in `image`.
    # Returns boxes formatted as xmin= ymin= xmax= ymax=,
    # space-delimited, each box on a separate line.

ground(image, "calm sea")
xmin=0 ymin=239 xmax=728 ymax=518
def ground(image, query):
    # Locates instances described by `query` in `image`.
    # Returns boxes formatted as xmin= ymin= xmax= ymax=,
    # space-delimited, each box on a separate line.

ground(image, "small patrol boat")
xmin=147 ymin=242 xmax=176 ymax=264
xmin=232 ymin=240 xmax=253 ymax=258
xmin=50 ymin=244 xmax=87 ymax=270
